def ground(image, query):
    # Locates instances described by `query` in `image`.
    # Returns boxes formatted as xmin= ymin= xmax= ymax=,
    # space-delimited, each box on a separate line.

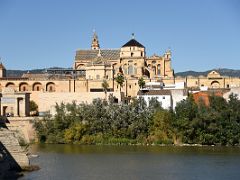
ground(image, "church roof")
xmin=75 ymin=49 xmax=120 ymax=61
xmin=122 ymin=39 xmax=145 ymax=48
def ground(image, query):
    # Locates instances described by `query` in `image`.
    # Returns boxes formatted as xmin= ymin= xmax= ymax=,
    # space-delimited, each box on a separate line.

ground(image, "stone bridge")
xmin=0 ymin=117 xmax=37 ymax=178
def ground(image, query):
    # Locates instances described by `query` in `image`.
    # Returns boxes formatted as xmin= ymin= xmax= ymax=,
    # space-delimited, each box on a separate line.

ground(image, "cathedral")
xmin=0 ymin=32 xmax=240 ymax=116
xmin=74 ymin=32 xmax=174 ymax=81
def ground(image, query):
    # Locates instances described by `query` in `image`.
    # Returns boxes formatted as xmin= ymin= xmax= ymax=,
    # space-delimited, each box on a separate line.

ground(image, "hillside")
xmin=6 ymin=67 xmax=68 ymax=77
xmin=175 ymin=68 xmax=240 ymax=77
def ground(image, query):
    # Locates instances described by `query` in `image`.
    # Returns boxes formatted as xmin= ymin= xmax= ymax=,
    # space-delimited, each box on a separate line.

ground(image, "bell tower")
xmin=0 ymin=59 xmax=6 ymax=78
xmin=91 ymin=31 xmax=100 ymax=50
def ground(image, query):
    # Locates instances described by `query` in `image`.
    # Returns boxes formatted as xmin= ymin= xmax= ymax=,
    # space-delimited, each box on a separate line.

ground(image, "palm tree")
xmin=102 ymin=80 xmax=109 ymax=100
xmin=138 ymin=77 xmax=145 ymax=89
xmin=115 ymin=73 xmax=124 ymax=92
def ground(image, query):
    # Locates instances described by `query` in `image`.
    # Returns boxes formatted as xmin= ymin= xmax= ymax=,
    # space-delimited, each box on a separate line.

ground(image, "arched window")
xmin=6 ymin=82 xmax=15 ymax=89
xmin=123 ymin=64 xmax=127 ymax=75
xmin=128 ymin=65 xmax=133 ymax=75
xmin=46 ymin=82 xmax=56 ymax=92
xmin=134 ymin=64 xmax=137 ymax=74
xmin=76 ymin=64 xmax=85 ymax=70
xmin=33 ymin=82 xmax=42 ymax=91
xmin=211 ymin=81 xmax=220 ymax=89
xmin=157 ymin=64 xmax=161 ymax=75
xmin=19 ymin=82 xmax=29 ymax=91
xmin=153 ymin=66 xmax=156 ymax=75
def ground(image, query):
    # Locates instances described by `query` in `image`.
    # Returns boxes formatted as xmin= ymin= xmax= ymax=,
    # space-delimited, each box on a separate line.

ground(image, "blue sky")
xmin=0 ymin=0 xmax=239 ymax=72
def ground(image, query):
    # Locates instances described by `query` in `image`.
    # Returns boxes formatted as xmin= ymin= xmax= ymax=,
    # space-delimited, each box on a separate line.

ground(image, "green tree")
xmin=115 ymin=73 xmax=124 ymax=91
xmin=102 ymin=80 xmax=109 ymax=100
xmin=30 ymin=100 xmax=38 ymax=112
xmin=150 ymin=109 xmax=174 ymax=144
xmin=174 ymin=94 xmax=198 ymax=143
xmin=138 ymin=77 xmax=145 ymax=89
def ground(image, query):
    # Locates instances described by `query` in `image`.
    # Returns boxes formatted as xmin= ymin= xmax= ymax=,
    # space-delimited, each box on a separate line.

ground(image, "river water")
xmin=21 ymin=144 xmax=240 ymax=180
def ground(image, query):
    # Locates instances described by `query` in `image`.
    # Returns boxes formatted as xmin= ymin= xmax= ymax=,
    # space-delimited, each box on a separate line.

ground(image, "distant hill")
xmin=6 ymin=67 xmax=70 ymax=77
xmin=6 ymin=69 xmax=45 ymax=77
xmin=175 ymin=68 xmax=240 ymax=77
xmin=5 ymin=68 xmax=240 ymax=78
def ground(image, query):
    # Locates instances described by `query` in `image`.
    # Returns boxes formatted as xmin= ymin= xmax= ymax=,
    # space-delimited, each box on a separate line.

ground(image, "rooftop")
xmin=75 ymin=49 xmax=120 ymax=61
xmin=122 ymin=39 xmax=145 ymax=48
xmin=138 ymin=89 xmax=171 ymax=96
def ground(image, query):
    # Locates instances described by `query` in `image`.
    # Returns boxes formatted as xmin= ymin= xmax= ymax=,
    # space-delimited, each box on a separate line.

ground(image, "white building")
xmin=137 ymin=90 xmax=172 ymax=109
xmin=137 ymin=81 xmax=188 ymax=109
xmin=223 ymin=87 xmax=240 ymax=101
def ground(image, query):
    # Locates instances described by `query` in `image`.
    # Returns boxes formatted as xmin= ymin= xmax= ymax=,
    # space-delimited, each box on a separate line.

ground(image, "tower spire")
xmin=91 ymin=30 xmax=100 ymax=50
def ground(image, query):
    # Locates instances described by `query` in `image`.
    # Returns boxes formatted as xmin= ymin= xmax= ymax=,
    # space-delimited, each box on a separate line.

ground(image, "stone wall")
xmin=6 ymin=117 xmax=38 ymax=143
xmin=31 ymin=91 xmax=121 ymax=115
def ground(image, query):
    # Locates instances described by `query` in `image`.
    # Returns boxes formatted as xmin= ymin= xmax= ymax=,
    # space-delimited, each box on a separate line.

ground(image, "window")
xmin=134 ymin=64 xmax=137 ymax=74
xmin=128 ymin=65 xmax=133 ymax=75
xmin=129 ymin=85 xmax=131 ymax=89
xmin=153 ymin=66 xmax=156 ymax=75
xmin=131 ymin=53 xmax=134 ymax=57
xmin=163 ymin=96 xmax=165 ymax=99
xmin=157 ymin=64 xmax=161 ymax=75
xmin=123 ymin=64 xmax=127 ymax=74
xmin=227 ymin=84 xmax=230 ymax=88
xmin=37 ymin=86 xmax=39 ymax=91
xmin=141 ymin=52 xmax=143 ymax=56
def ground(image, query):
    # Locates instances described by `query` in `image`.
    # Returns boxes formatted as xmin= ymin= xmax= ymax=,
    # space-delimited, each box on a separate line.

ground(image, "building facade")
xmin=0 ymin=32 xmax=240 ymax=114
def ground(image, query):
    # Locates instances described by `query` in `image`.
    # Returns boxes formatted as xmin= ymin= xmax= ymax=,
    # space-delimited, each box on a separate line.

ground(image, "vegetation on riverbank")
xmin=34 ymin=93 xmax=240 ymax=146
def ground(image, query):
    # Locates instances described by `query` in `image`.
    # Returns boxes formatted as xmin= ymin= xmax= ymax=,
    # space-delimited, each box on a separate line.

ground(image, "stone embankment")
xmin=0 ymin=127 xmax=30 ymax=179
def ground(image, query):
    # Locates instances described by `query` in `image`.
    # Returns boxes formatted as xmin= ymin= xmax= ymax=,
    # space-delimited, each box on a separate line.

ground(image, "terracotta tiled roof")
xmin=137 ymin=90 xmax=171 ymax=96
xmin=75 ymin=49 xmax=120 ymax=61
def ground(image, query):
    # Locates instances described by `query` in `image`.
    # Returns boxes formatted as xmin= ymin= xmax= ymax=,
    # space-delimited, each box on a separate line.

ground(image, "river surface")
xmin=21 ymin=144 xmax=240 ymax=180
